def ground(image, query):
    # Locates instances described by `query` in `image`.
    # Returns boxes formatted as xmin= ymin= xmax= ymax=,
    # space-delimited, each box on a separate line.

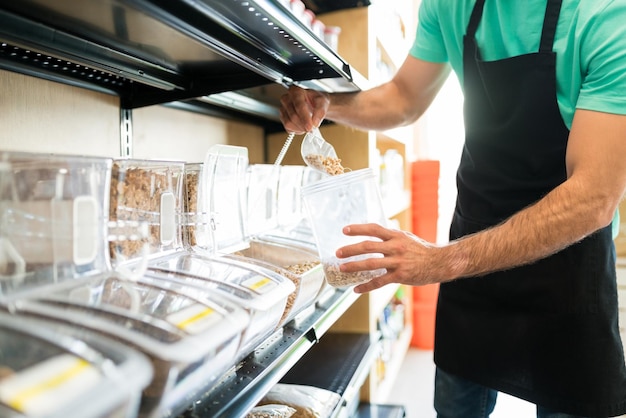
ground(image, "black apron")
xmin=433 ymin=0 xmax=626 ymax=415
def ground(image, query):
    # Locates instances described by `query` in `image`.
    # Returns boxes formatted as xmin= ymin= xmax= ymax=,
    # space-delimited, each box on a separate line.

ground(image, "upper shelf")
xmin=0 ymin=0 xmax=364 ymax=120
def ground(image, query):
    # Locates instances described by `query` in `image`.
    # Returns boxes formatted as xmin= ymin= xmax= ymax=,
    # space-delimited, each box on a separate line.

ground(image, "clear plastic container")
xmin=0 ymin=310 xmax=152 ymax=418
xmin=108 ymin=159 xmax=185 ymax=264
xmin=301 ymin=168 xmax=388 ymax=288
xmin=4 ymin=273 xmax=249 ymax=417
xmin=145 ymin=251 xmax=294 ymax=361
xmin=0 ymin=151 xmax=113 ymax=285
xmin=225 ymin=237 xmax=324 ymax=327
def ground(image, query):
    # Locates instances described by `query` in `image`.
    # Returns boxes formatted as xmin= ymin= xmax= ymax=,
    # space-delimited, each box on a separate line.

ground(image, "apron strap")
xmin=539 ymin=0 xmax=563 ymax=52
xmin=466 ymin=0 xmax=487 ymax=39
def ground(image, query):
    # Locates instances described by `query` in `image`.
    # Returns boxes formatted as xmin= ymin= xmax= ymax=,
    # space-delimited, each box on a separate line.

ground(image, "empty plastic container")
xmin=0 ymin=151 xmax=113 ymax=284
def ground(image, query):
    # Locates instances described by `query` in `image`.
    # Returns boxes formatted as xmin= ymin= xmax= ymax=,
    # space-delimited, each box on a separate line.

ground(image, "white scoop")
xmin=301 ymin=127 xmax=341 ymax=175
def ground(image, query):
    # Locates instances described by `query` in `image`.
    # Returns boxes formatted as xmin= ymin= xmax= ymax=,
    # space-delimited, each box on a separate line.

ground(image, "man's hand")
xmin=279 ymin=86 xmax=329 ymax=134
xmin=335 ymin=223 xmax=453 ymax=293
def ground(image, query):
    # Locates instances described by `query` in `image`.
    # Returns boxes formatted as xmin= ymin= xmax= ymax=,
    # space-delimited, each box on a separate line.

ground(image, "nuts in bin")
xmin=183 ymin=170 xmax=199 ymax=247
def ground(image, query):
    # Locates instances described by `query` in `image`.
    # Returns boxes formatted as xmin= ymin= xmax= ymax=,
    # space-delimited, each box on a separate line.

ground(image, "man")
xmin=279 ymin=0 xmax=626 ymax=417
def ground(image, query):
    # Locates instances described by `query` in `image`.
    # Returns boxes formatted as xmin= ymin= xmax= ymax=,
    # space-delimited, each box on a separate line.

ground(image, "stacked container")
xmin=0 ymin=311 xmax=152 ymax=418
xmin=5 ymin=274 xmax=249 ymax=417
xmin=236 ymin=164 xmax=325 ymax=325
xmin=225 ymin=237 xmax=324 ymax=327
xmin=146 ymin=254 xmax=293 ymax=361
xmin=0 ymin=151 xmax=250 ymax=417
xmin=148 ymin=145 xmax=295 ymax=361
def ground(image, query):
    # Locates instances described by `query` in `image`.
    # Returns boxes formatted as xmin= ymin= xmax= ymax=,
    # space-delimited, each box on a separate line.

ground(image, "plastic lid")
xmin=197 ymin=145 xmax=249 ymax=254
xmin=146 ymin=252 xmax=295 ymax=312
xmin=9 ymin=273 xmax=249 ymax=364
xmin=276 ymin=165 xmax=306 ymax=228
xmin=246 ymin=164 xmax=281 ymax=237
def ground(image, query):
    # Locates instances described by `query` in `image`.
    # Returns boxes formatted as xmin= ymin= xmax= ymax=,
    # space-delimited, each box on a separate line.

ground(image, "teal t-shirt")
xmin=410 ymin=0 xmax=626 ymax=237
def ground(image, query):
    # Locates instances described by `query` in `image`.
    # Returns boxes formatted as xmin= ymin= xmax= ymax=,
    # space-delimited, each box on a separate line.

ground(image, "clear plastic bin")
xmin=109 ymin=159 xmax=185 ymax=264
xmin=145 ymin=251 xmax=294 ymax=361
xmin=0 ymin=310 xmax=152 ymax=418
xmin=226 ymin=238 xmax=324 ymax=327
xmin=0 ymin=151 xmax=113 ymax=284
xmin=301 ymin=168 xmax=388 ymax=288
xmin=4 ymin=273 xmax=249 ymax=417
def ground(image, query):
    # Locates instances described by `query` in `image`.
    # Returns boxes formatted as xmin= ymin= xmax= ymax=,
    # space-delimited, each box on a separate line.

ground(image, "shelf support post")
xmin=120 ymin=108 xmax=133 ymax=158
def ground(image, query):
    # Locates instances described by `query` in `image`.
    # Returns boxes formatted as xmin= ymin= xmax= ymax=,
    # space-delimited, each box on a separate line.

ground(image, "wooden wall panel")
xmin=0 ymin=70 xmax=120 ymax=157
xmin=1 ymin=69 xmax=266 ymax=163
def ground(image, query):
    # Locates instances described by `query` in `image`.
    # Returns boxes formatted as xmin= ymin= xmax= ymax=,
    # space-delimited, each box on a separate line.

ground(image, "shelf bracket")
xmin=120 ymin=108 xmax=133 ymax=158
xmin=304 ymin=327 xmax=319 ymax=344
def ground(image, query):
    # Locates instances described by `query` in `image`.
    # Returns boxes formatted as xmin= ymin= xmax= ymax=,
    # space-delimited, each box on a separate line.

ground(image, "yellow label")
xmin=167 ymin=303 xmax=220 ymax=334
xmin=0 ymin=354 xmax=100 ymax=415
xmin=241 ymin=276 xmax=278 ymax=294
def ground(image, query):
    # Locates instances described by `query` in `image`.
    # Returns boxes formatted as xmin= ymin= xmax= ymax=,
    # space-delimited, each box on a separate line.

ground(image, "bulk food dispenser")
xmin=0 ymin=311 xmax=152 ymax=418
xmin=223 ymin=163 xmax=326 ymax=327
xmin=0 ymin=151 xmax=152 ymax=418
xmin=108 ymin=159 xmax=186 ymax=267
xmin=146 ymin=145 xmax=294 ymax=362
xmin=194 ymin=151 xmax=324 ymax=326
xmin=0 ymin=151 xmax=113 ymax=284
xmin=0 ymin=152 xmax=250 ymax=418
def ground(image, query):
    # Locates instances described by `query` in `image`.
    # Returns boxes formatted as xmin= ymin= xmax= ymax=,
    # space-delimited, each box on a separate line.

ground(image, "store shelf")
xmin=0 ymin=0 xmax=364 ymax=122
xmin=374 ymin=326 xmax=413 ymax=401
xmin=171 ymin=287 xmax=360 ymax=418
xmin=280 ymin=332 xmax=379 ymax=418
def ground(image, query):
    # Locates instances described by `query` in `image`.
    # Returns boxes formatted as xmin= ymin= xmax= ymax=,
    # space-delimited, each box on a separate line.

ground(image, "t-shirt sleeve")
xmin=576 ymin=1 xmax=626 ymax=115
xmin=410 ymin=0 xmax=449 ymax=63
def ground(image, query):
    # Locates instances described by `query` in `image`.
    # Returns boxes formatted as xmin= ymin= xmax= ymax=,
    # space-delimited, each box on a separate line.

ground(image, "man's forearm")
xmin=326 ymin=82 xmax=419 ymax=131
xmin=438 ymin=180 xmax=614 ymax=281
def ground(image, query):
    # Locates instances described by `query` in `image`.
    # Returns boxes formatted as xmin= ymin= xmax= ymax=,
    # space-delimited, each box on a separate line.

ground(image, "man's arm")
xmin=337 ymin=109 xmax=626 ymax=291
xmin=279 ymin=56 xmax=450 ymax=134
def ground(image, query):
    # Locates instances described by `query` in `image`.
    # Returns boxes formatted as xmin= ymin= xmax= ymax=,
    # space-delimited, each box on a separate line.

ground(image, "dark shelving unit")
xmin=0 ymin=0 xmax=364 ymax=124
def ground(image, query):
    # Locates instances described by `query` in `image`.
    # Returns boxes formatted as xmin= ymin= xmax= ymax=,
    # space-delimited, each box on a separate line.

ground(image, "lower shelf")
xmin=280 ymin=332 xmax=379 ymax=418
xmin=171 ymin=288 xmax=360 ymax=418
